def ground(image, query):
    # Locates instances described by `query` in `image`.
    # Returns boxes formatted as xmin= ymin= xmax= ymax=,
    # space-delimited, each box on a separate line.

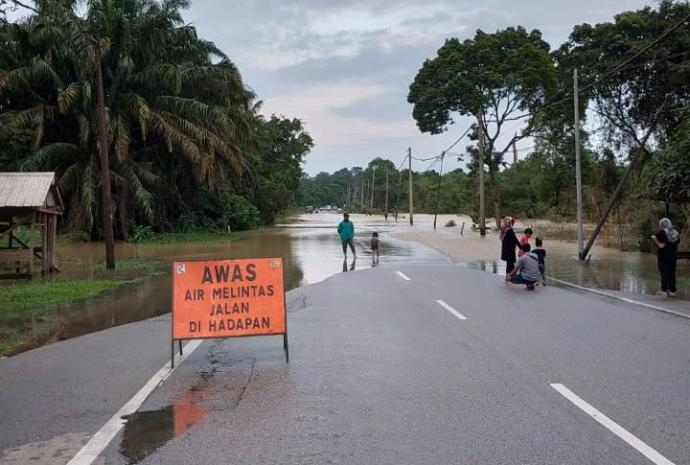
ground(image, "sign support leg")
xmin=178 ymin=339 xmax=183 ymax=356
xmin=283 ymin=333 xmax=289 ymax=363
xmin=171 ymin=339 xmax=175 ymax=369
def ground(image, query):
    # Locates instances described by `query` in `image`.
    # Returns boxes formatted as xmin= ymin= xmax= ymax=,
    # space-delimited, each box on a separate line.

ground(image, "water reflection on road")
xmin=47 ymin=213 xmax=447 ymax=344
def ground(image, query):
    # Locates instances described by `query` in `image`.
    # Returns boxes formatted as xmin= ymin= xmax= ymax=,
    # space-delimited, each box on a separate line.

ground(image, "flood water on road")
xmin=42 ymin=213 xmax=448 ymax=344
xmin=19 ymin=212 xmax=689 ymax=350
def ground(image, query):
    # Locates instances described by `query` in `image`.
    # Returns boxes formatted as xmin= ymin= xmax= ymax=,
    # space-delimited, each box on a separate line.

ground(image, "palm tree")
xmin=1 ymin=0 xmax=257 ymax=249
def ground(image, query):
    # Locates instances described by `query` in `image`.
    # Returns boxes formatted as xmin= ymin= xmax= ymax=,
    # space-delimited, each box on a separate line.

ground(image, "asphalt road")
xmin=2 ymin=263 xmax=689 ymax=464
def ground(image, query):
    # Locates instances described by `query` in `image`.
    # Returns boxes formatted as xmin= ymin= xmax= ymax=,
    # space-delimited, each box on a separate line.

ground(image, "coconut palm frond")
xmin=57 ymin=82 xmax=82 ymax=114
xmin=113 ymin=115 xmax=131 ymax=162
xmin=120 ymin=163 xmax=155 ymax=222
xmin=21 ymin=142 xmax=81 ymax=171
xmin=80 ymin=155 xmax=100 ymax=230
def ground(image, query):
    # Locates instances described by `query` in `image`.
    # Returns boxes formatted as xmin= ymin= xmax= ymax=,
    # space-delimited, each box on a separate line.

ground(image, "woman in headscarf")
xmin=651 ymin=217 xmax=680 ymax=297
xmin=500 ymin=216 xmax=520 ymax=277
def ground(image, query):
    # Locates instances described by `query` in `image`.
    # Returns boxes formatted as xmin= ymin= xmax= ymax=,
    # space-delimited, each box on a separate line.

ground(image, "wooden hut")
xmin=0 ymin=172 xmax=64 ymax=278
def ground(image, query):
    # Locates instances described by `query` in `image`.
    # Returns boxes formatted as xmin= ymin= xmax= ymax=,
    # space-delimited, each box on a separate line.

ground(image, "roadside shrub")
xmin=220 ymin=192 xmax=260 ymax=231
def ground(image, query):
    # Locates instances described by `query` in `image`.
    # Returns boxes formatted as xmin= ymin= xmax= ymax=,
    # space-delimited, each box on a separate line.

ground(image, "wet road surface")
xmin=2 ymin=262 xmax=689 ymax=464
xmin=31 ymin=214 xmax=446 ymax=348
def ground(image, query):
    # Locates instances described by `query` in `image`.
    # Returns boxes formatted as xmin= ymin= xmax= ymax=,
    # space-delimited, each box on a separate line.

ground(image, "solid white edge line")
xmin=550 ymin=383 xmax=676 ymax=465
xmin=395 ymin=271 xmax=411 ymax=281
xmin=66 ymin=339 xmax=204 ymax=465
xmin=435 ymin=299 xmax=467 ymax=320
xmin=547 ymin=277 xmax=689 ymax=320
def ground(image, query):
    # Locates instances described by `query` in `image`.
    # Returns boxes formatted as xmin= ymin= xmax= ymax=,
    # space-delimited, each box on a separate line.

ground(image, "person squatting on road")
xmin=651 ymin=217 xmax=680 ymax=297
xmin=507 ymin=243 xmax=540 ymax=290
xmin=338 ymin=213 xmax=356 ymax=258
xmin=500 ymin=216 xmax=520 ymax=274
xmin=532 ymin=237 xmax=547 ymax=286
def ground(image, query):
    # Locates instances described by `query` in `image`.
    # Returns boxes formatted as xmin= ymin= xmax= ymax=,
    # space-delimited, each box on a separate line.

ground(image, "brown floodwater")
xmin=9 ymin=213 xmax=688 ymax=353
xmin=34 ymin=213 xmax=447 ymax=346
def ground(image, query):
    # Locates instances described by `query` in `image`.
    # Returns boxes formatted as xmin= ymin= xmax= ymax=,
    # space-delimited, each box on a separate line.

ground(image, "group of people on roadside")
xmin=500 ymin=217 xmax=546 ymax=291
xmin=501 ymin=215 xmax=681 ymax=297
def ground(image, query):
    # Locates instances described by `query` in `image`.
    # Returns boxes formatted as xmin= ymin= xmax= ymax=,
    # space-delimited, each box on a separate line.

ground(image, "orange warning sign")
xmin=172 ymin=258 xmax=286 ymax=340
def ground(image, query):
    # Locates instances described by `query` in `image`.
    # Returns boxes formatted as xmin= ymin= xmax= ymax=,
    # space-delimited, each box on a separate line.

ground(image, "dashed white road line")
xmin=66 ymin=339 xmax=204 ymax=465
xmin=435 ymin=299 xmax=468 ymax=320
xmin=395 ymin=271 xmax=411 ymax=281
xmin=551 ymin=383 xmax=676 ymax=465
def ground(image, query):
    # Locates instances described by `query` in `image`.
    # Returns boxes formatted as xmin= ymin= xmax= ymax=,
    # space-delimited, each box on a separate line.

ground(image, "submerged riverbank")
xmin=0 ymin=258 xmax=167 ymax=355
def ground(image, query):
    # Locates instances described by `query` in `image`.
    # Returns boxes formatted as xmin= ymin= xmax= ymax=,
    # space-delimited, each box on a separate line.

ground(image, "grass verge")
xmin=0 ymin=258 xmax=166 ymax=356
xmin=134 ymin=230 xmax=249 ymax=244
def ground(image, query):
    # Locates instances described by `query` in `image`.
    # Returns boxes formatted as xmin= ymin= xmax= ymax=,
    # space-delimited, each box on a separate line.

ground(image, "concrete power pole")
xmin=574 ymin=68 xmax=584 ymax=259
xmin=384 ymin=170 xmax=389 ymax=219
xmin=370 ymin=166 xmax=376 ymax=212
xmin=360 ymin=180 xmax=365 ymax=208
xmin=478 ymin=116 xmax=486 ymax=236
xmin=408 ymin=147 xmax=414 ymax=226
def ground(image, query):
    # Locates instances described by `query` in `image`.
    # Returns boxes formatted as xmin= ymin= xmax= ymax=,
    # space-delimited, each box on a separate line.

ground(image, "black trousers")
xmin=658 ymin=256 xmax=677 ymax=293
xmin=341 ymin=239 xmax=355 ymax=256
xmin=505 ymin=259 xmax=515 ymax=275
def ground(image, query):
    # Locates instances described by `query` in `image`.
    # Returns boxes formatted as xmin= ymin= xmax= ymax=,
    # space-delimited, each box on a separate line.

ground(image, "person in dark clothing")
xmin=651 ymin=217 xmax=680 ymax=297
xmin=532 ymin=237 xmax=547 ymax=286
xmin=500 ymin=216 xmax=520 ymax=276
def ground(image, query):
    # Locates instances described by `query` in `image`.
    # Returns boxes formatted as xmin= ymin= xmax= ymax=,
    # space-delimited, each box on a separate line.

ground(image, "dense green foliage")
xmin=0 ymin=0 xmax=311 ymax=238
xmin=401 ymin=1 xmax=689 ymax=248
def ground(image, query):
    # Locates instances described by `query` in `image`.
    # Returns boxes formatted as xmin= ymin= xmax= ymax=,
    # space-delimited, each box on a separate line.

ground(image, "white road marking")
xmin=435 ymin=299 xmax=467 ymax=320
xmin=66 ymin=339 xmax=204 ymax=465
xmin=395 ymin=271 xmax=411 ymax=281
xmin=551 ymin=383 xmax=676 ymax=465
xmin=547 ymin=277 xmax=689 ymax=320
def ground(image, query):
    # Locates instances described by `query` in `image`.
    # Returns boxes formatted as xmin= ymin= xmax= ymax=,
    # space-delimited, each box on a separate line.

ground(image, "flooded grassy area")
xmin=0 ymin=258 xmax=166 ymax=355
xmin=2 ymin=212 xmax=686 ymax=357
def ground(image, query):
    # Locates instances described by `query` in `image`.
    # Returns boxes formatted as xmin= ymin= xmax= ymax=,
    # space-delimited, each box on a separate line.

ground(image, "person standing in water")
xmin=337 ymin=213 xmax=356 ymax=259
xmin=500 ymin=216 xmax=520 ymax=276
xmin=651 ymin=217 xmax=680 ymax=297
xmin=371 ymin=232 xmax=380 ymax=264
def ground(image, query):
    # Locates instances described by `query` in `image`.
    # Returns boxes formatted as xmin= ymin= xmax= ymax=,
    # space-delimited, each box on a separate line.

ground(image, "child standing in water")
xmin=371 ymin=232 xmax=380 ymax=263
xmin=532 ymin=237 xmax=547 ymax=285
xmin=518 ymin=227 xmax=533 ymax=257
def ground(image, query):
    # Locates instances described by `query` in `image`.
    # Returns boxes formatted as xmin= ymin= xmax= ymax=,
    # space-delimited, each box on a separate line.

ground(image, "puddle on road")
xmin=120 ymin=383 xmax=210 ymax=464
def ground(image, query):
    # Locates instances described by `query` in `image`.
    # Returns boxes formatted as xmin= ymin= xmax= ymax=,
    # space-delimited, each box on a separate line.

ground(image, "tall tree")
xmin=408 ymin=26 xmax=557 ymax=234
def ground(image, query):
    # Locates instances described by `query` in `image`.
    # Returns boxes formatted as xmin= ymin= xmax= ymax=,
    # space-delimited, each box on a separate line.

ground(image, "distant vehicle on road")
xmin=304 ymin=205 xmax=314 ymax=213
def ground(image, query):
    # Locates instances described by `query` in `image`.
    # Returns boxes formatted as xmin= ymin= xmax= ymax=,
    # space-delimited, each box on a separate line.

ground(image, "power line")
xmin=491 ymin=13 xmax=690 ymax=124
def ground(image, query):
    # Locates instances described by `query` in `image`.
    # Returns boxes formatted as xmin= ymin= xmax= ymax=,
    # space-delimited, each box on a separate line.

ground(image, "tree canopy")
xmin=0 ymin=0 xmax=312 ymax=237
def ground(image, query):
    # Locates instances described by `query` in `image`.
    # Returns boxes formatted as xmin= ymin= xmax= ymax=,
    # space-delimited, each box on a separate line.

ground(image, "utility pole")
xmin=478 ymin=116 xmax=486 ymax=236
xmin=360 ymin=180 xmax=365 ymax=208
xmin=574 ymin=68 xmax=584 ymax=259
xmin=95 ymin=43 xmax=116 ymax=269
xmin=408 ymin=147 xmax=414 ymax=226
xmin=370 ymin=166 xmax=376 ymax=212
xmin=433 ymin=152 xmax=445 ymax=230
xmin=384 ymin=169 xmax=389 ymax=219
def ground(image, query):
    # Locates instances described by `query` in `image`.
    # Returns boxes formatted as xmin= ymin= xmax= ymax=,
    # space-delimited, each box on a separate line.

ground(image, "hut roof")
xmin=0 ymin=172 xmax=63 ymax=213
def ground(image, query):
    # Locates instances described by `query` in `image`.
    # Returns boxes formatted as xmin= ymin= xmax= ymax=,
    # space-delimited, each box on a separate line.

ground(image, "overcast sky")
xmin=14 ymin=0 xmax=655 ymax=175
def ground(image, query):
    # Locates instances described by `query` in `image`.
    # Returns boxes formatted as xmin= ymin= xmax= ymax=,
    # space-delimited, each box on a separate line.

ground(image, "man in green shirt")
xmin=337 ymin=213 xmax=356 ymax=258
